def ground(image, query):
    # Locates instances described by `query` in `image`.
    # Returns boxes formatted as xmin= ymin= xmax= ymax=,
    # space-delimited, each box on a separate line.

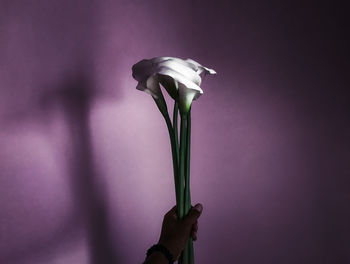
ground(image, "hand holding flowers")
xmin=132 ymin=56 xmax=215 ymax=264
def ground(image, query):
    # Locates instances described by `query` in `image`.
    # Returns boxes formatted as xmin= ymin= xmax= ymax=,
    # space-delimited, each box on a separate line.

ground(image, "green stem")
xmin=185 ymin=108 xmax=193 ymax=264
xmin=154 ymin=96 xmax=180 ymax=209
xmin=178 ymin=114 xmax=187 ymax=219
xmin=180 ymin=108 xmax=194 ymax=264
xmin=178 ymin=114 xmax=188 ymax=264
xmin=184 ymin=108 xmax=191 ymax=215
xmin=173 ymin=102 xmax=179 ymax=165
xmin=164 ymin=114 xmax=180 ymax=210
xmin=156 ymin=99 xmax=194 ymax=263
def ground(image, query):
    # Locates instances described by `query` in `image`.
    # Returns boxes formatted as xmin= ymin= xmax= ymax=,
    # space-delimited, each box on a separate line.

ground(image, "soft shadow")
xmin=52 ymin=70 xmax=120 ymax=264
xmin=1 ymin=70 xmax=121 ymax=264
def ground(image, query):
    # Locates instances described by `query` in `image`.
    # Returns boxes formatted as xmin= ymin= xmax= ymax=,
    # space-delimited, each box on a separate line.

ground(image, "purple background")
xmin=0 ymin=1 xmax=349 ymax=263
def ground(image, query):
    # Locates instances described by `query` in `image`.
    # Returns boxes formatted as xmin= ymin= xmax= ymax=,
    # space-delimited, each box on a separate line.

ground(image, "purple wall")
xmin=0 ymin=1 xmax=349 ymax=263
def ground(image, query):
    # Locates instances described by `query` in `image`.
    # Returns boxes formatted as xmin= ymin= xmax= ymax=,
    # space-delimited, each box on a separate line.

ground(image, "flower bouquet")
xmin=132 ymin=57 xmax=216 ymax=263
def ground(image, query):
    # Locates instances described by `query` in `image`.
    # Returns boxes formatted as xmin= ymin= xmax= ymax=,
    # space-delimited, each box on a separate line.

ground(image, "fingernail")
xmin=194 ymin=203 xmax=203 ymax=213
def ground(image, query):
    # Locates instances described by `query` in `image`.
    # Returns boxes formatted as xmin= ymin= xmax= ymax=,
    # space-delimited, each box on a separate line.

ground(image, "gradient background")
xmin=0 ymin=1 xmax=349 ymax=263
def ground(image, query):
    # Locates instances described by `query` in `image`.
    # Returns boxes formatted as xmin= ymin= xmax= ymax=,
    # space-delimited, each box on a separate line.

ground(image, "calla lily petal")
xmin=134 ymin=58 xmax=202 ymax=86
xmin=185 ymin=58 xmax=217 ymax=75
xmin=178 ymin=83 xmax=197 ymax=114
xmin=156 ymin=60 xmax=202 ymax=86
xmin=135 ymin=74 xmax=162 ymax=99
xmin=132 ymin=59 xmax=152 ymax=81
xmin=132 ymin=56 xmax=216 ymax=115
xmin=150 ymin=57 xmax=199 ymax=72
xmin=158 ymin=68 xmax=203 ymax=97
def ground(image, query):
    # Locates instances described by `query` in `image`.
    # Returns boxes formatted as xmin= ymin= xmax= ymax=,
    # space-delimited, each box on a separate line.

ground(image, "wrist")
xmin=158 ymin=240 xmax=178 ymax=261
xmin=145 ymin=244 xmax=174 ymax=264
xmin=144 ymin=251 xmax=168 ymax=264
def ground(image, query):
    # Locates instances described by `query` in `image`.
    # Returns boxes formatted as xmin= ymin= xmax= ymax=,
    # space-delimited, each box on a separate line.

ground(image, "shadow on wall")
xmin=1 ymin=69 xmax=121 ymax=264
xmin=45 ymin=69 xmax=123 ymax=264
xmin=0 ymin=1 xmax=123 ymax=263
xmin=52 ymin=71 xmax=119 ymax=264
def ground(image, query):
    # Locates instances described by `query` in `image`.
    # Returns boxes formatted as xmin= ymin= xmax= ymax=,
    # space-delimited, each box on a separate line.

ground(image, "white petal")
xmin=156 ymin=59 xmax=202 ymax=86
xmin=157 ymin=68 xmax=203 ymax=96
xmin=133 ymin=57 xmax=201 ymax=85
xmin=132 ymin=59 xmax=153 ymax=82
xmin=136 ymin=75 xmax=162 ymax=99
xmin=185 ymin=58 xmax=216 ymax=75
xmin=150 ymin=57 xmax=199 ymax=72
xmin=132 ymin=56 xmax=215 ymax=112
xmin=178 ymin=83 xmax=197 ymax=114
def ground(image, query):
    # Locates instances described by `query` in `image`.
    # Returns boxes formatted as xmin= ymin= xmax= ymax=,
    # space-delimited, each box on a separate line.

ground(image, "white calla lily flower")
xmin=132 ymin=56 xmax=216 ymax=115
xmin=131 ymin=57 xmax=216 ymax=262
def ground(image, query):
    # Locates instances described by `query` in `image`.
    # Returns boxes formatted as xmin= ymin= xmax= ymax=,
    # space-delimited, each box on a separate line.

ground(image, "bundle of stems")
xmin=161 ymin=100 xmax=194 ymax=264
xmin=133 ymin=56 xmax=215 ymax=264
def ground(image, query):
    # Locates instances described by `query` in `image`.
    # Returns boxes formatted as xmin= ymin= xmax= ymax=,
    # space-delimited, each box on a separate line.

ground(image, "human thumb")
xmin=184 ymin=203 xmax=203 ymax=225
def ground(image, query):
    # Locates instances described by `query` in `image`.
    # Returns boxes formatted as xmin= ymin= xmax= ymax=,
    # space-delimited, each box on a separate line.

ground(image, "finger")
xmin=184 ymin=203 xmax=203 ymax=225
xmin=192 ymin=221 xmax=198 ymax=232
xmin=191 ymin=231 xmax=197 ymax=241
xmin=191 ymin=222 xmax=198 ymax=240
